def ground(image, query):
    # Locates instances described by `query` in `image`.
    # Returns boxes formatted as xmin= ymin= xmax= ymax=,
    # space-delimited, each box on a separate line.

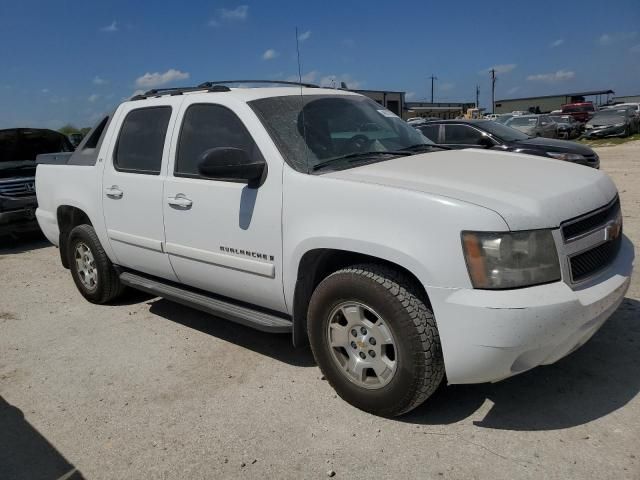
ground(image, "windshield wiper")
xmin=400 ymin=143 xmax=451 ymax=152
xmin=312 ymin=151 xmax=410 ymax=171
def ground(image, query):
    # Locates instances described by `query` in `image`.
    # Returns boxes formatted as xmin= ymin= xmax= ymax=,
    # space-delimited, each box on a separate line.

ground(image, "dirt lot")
xmin=1 ymin=143 xmax=639 ymax=480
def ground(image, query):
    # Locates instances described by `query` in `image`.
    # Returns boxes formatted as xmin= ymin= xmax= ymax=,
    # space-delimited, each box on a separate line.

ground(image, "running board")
xmin=119 ymin=272 xmax=292 ymax=333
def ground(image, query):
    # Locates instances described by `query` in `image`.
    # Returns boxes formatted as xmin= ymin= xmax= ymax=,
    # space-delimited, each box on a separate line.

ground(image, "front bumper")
xmin=428 ymin=235 xmax=634 ymax=385
xmin=583 ymin=125 xmax=627 ymax=138
xmin=0 ymin=194 xmax=39 ymax=236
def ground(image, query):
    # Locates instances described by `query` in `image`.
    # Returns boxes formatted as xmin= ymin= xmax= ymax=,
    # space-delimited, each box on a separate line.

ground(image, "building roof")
xmin=496 ymin=90 xmax=614 ymax=103
xmin=353 ymin=89 xmax=406 ymax=95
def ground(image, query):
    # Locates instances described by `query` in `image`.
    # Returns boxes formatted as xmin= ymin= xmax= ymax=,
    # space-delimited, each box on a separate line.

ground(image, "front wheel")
xmin=68 ymin=224 xmax=124 ymax=304
xmin=307 ymin=264 xmax=445 ymax=417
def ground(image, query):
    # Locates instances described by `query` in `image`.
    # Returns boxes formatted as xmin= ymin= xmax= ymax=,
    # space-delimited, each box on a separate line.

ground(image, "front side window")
xmin=176 ymin=104 xmax=262 ymax=177
xmin=444 ymin=124 xmax=484 ymax=144
xmin=114 ymin=107 xmax=172 ymax=174
xmin=249 ymin=95 xmax=431 ymax=172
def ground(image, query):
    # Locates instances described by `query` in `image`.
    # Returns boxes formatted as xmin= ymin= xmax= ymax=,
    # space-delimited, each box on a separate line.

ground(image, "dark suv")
xmin=0 ymin=128 xmax=73 ymax=237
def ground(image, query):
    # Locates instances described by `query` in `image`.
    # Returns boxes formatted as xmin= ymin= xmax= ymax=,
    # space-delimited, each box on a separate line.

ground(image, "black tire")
xmin=307 ymin=264 xmax=445 ymax=417
xmin=67 ymin=224 xmax=124 ymax=304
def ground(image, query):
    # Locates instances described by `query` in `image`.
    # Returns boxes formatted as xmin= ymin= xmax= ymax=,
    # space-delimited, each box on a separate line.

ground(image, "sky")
xmin=1 ymin=0 xmax=639 ymax=129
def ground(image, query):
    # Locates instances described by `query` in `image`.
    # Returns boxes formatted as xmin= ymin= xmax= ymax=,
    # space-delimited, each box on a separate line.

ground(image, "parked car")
xmin=483 ymin=114 xmax=499 ymax=120
xmin=494 ymin=114 xmax=514 ymax=124
xmin=414 ymin=119 xmax=599 ymax=168
xmin=68 ymin=132 xmax=84 ymax=148
xmin=561 ymin=102 xmax=595 ymax=123
xmin=35 ymin=83 xmax=631 ymax=416
xmin=0 ymin=128 xmax=73 ymax=237
xmin=549 ymin=114 xmax=582 ymax=139
xmin=505 ymin=114 xmax=558 ymax=138
xmin=584 ymin=108 xmax=638 ymax=138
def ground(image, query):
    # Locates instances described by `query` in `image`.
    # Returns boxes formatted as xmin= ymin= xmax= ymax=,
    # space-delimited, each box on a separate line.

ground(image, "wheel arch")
xmin=290 ymin=247 xmax=431 ymax=347
xmin=56 ymin=205 xmax=93 ymax=268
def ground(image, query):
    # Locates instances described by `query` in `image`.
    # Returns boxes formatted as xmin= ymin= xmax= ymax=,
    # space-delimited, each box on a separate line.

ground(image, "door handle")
xmin=167 ymin=194 xmax=193 ymax=209
xmin=104 ymin=186 xmax=123 ymax=199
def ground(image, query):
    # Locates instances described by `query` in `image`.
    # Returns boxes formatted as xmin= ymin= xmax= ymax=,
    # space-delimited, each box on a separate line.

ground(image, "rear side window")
xmin=175 ymin=103 xmax=262 ymax=178
xmin=114 ymin=107 xmax=172 ymax=174
xmin=418 ymin=124 xmax=440 ymax=142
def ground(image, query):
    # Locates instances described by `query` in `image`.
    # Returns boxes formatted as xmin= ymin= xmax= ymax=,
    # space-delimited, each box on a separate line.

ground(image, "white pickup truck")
xmin=36 ymin=82 xmax=634 ymax=416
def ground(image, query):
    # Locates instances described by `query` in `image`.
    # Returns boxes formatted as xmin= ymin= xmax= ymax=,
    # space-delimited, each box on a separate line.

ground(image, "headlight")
xmin=462 ymin=230 xmax=561 ymax=289
xmin=546 ymin=152 xmax=585 ymax=161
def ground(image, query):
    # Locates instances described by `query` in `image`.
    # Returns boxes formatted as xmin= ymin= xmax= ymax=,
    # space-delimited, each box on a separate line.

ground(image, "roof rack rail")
xmin=130 ymin=79 xmax=319 ymax=101
xmin=130 ymin=84 xmax=232 ymax=101
xmin=198 ymin=80 xmax=319 ymax=88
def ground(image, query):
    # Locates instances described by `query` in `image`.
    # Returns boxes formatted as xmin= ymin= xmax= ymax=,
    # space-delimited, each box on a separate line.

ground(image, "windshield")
xmin=478 ymin=121 xmax=530 ymax=141
xmin=0 ymin=128 xmax=73 ymax=163
xmin=507 ymin=117 xmax=538 ymax=127
xmin=549 ymin=115 xmax=572 ymax=123
xmin=249 ymin=94 xmax=432 ymax=172
xmin=494 ymin=115 xmax=513 ymax=124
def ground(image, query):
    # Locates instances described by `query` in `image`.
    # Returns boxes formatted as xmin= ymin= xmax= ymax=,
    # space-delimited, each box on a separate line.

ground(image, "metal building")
xmin=352 ymin=89 xmax=405 ymax=116
xmin=403 ymin=102 xmax=477 ymax=120
xmin=495 ymin=90 xmax=614 ymax=114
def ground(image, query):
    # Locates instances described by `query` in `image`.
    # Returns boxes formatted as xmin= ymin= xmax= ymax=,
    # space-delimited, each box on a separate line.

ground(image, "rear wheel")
xmin=308 ymin=264 xmax=444 ymax=416
xmin=68 ymin=224 xmax=124 ymax=304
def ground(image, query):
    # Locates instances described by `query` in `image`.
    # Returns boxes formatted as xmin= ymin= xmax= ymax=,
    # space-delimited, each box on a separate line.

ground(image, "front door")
xmin=162 ymin=99 xmax=286 ymax=312
xmin=101 ymin=99 xmax=181 ymax=280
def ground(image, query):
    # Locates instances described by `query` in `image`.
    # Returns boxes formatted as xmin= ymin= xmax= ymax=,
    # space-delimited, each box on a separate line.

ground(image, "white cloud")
xmin=506 ymin=86 xmax=521 ymax=95
xmin=262 ymin=49 xmax=279 ymax=60
xmin=526 ymin=69 xmax=575 ymax=82
xmin=405 ymin=91 xmax=416 ymax=100
xmin=88 ymin=94 xmax=100 ymax=103
xmin=550 ymin=39 xmax=564 ymax=48
xmin=41 ymin=88 xmax=49 ymax=94
xmin=135 ymin=69 xmax=190 ymax=88
xmin=598 ymin=31 xmax=637 ymax=45
xmin=100 ymin=21 xmax=118 ymax=33
xmin=93 ymin=76 xmax=107 ymax=85
xmin=439 ymin=82 xmax=454 ymax=91
xmin=219 ymin=5 xmax=248 ymax=20
xmin=210 ymin=5 xmax=248 ymax=25
xmin=286 ymin=71 xmax=319 ymax=83
xmin=298 ymin=30 xmax=311 ymax=42
xmin=481 ymin=63 xmax=517 ymax=75
xmin=631 ymin=44 xmax=640 ymax=53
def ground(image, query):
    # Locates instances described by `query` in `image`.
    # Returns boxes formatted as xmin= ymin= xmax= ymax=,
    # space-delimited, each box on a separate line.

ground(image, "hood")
xmin=325 ymin=149 xmax=616 ymax=231
xmin=510 ymin=125 xmax=535 ymax=134
xmin=512 ymin=136 xmax=595 ymax=155
xmin=0 ymin=160 xmax=36 ymax=179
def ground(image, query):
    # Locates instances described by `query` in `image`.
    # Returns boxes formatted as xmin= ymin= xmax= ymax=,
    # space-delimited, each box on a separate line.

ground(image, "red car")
xmin=561 ymin=102 xmax=595 ymax=123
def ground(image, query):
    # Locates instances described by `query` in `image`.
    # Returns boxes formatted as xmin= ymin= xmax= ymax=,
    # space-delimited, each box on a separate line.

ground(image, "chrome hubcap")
xmin=327 ymin=302 xmax=397 ymax=389
xmin=74 ymin=242 xmax=98 ymax=291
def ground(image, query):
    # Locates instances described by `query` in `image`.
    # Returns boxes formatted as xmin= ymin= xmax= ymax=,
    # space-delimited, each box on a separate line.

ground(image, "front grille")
xmin=0 ymin=179 xmax=36 ymax=198
xmin=570 ymin=235 xmax=622 ymax=281
xmin=562 ymin=197 xmax=620 ymax=241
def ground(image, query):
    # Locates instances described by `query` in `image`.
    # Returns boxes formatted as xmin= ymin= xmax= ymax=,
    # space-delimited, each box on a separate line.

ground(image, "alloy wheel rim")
xmin=74 ymin=242 xmax=98 ymax=291
xmin=326 ymin=301 xmax=398 ymax=389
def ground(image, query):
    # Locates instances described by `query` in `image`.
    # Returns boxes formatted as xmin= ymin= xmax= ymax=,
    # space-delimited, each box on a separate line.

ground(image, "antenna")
xmin=296 ymin=27 xmax=310 ymax=173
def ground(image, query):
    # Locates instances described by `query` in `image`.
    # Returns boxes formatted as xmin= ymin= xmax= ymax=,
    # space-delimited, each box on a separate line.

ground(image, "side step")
xmin=119 ymin=272 xmax=292 ymax=333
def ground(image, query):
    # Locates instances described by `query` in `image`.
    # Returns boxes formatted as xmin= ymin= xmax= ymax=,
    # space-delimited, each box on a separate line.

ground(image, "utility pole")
xmin=429 ymin=75 xmax=437 ymax=103
xmin=490 ymin=68 xmax=497 ymax=114
xmin=475 ymin=84 xmax=480 ymax=109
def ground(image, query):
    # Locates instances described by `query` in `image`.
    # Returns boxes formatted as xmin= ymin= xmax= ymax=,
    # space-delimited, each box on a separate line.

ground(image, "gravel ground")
xmin=1 ymin=143 xmax=639 ymax=480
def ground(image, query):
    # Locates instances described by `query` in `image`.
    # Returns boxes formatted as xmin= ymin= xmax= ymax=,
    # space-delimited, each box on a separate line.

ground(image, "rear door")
xmin=101 ymin=99 xmax=181 ymax=280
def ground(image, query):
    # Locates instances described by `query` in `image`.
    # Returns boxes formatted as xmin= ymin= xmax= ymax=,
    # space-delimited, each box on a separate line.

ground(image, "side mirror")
xmin=477 ymin=136 xmax=494 ymax=149
xmin=198 ymin=147 xmax=266 ymax=188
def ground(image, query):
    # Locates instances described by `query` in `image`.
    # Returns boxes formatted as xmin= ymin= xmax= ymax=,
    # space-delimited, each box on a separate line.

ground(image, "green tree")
xmin=58 ymin=124 xmax=79 ymax=135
